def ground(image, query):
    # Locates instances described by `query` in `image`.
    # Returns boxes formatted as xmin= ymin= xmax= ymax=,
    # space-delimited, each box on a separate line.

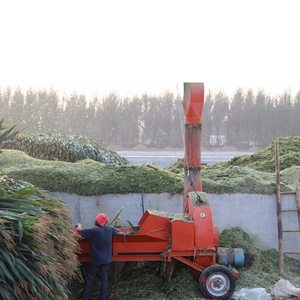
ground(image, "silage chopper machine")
xmin=76 ymin=83 xmax=245 ymax=299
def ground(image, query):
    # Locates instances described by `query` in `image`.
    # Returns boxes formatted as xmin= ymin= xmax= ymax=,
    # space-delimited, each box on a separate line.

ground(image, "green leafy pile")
xmin=1 ymin=136 xmax=300 ymax=196
xmin=0 ymin=176 xmax=79 ymax=300
xmin=220 ymin=227 xmax=300 ymax=291
xmin=210 ymin=136 xmax=300 ymax=172
xmin=1 ymin=133 xmax=128 ymax=165
xmin=168 ymin=136 xmax=300 ymax=194
xmin=0 ymin=150 xmax=183 ymax=195
xmin=202 ymin=166 xmax=277 ymax=194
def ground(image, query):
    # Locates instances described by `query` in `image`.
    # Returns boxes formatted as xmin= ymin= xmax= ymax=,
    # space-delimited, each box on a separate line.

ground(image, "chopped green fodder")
xmin=202 ymin=166 xmax=278 ymax=194
xmin=1 ymin=140 xmax=300 ymax=195
xmin=147 ymin=209 xmax=189 ymax=220
xmin=210 ymin=136 xmax=300 ymax=173
xmin=0 ymin=150 xmax=183 ymax=195
xmin=220 ymin=227 xmax=300 ymax=291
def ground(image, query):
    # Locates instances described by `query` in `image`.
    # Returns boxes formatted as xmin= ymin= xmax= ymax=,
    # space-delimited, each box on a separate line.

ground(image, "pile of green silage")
xmin=220 ymin=227 xmax=300 ymax=291
xmin=213 ymin=136 xmax=300 ymax=173
xmin=2 ymin=136 xmax=300 ymax=195
xmin=0 ymin=150 xmax=183 ymax=195
xmin=169 ymin=136 xmax=300 ymax=194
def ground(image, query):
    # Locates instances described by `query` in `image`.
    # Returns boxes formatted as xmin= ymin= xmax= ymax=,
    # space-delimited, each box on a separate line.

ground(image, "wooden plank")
xmin=282 ymin=209 xmax=299 ymax=212
xmin=281 ymin=191 xmax=297 ymax=195
xmin=275 ymin=139 xmax=284 ymax=273
xmin=294 ymin=171 xmax=300 ymax=231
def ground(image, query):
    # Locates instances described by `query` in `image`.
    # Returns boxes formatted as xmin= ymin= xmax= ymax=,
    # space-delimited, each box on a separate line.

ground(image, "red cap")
xmin=95 ymin=213 xmax=108 ymax=226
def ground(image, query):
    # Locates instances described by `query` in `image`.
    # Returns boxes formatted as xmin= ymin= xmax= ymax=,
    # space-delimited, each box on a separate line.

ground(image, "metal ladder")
xmin=275 ymin=140 xmax=300 ymax=273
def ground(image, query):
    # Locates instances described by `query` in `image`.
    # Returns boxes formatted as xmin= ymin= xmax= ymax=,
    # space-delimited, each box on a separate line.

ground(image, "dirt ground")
xmin=68 ymin=261 xmax=207 ymax=300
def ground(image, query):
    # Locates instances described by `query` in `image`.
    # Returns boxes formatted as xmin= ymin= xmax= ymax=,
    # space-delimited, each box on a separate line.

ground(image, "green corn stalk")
xmin=0 ymin=176 xmax=79 ymax=300
xmin=0 ymin=119 xmax=18 ymax=146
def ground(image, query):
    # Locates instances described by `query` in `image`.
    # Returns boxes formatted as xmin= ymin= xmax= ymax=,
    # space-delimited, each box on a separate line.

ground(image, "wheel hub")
xmin=207 ymin=273 xmax=229 ymax=296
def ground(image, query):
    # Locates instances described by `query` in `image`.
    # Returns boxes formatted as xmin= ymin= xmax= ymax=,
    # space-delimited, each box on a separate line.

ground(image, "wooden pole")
xmin=294 ymin=171 xmax=300 ymax=231
xmin=275 ymin=139 xmax=284 ymax=273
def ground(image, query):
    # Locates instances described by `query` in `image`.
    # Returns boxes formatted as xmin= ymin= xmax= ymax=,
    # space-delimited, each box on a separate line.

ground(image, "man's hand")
xmin=76 ymin=223 xmax=82 ymax=232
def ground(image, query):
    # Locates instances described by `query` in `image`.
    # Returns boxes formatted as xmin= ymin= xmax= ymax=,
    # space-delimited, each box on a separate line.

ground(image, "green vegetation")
xmin=220 ymin=227 xmax=300 ymax=291
xmin=0 ymin=176 xmax=79 ymax=299
xmin=1 ymin=132 xmax=300 ymax=299
xmin=0 ymin=127 xmax=79 ymax=299
xmin=0 ymin=150 xmax=183 ymax=195
xmin=2 ymin=133 xmax=128 ymax=165
xmin=210 ymin=136 xmax=300 ymax=172
xmin=0 ymin=119 xmax=18 ymax=144
xmin=170 ymin=136 xmax=300 ymax=194
xmin=1 ymin=136 xmax=300 ymax=195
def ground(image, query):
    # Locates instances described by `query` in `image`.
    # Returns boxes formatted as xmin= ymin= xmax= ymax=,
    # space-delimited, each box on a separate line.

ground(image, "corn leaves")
xmin=0 ymin=176 xmax=79 ymax=300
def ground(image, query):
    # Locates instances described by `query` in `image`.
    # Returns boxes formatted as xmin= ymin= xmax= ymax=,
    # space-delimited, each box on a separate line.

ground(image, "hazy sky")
xmin=1 ymin=0 xmax=299 ymax=98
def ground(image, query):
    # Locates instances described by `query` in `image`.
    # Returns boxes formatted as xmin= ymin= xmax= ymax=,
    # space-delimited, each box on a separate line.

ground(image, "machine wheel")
xmin=198 ymin=265 xmax=236 ymax=299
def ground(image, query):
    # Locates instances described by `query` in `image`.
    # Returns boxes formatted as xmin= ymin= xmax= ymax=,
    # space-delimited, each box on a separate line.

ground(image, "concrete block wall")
xmin=55 ymin=192 xmax=300 ymax=258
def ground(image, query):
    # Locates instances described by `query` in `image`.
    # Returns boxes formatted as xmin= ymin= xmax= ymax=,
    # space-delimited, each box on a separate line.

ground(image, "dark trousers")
xmin=81 ymin=262 xmax=110 ymax=300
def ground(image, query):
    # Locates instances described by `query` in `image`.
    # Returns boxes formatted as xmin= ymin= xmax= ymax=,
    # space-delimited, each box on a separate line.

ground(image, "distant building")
xmin=209 ymin=135 xmax=226 ymax=146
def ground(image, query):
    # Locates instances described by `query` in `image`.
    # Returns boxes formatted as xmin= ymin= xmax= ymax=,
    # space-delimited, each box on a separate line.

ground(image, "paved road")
xmin=117 ymin=150 xmax=253 ymax=168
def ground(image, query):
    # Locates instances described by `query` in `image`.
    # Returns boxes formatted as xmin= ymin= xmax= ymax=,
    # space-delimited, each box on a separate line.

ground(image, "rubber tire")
xmin=199 ymin=265 xmax=236 ymax=299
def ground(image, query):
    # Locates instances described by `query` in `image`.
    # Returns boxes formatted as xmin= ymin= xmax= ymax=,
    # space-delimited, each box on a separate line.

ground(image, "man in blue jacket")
xmin=78 ymin=213 xmax=119 ymax=300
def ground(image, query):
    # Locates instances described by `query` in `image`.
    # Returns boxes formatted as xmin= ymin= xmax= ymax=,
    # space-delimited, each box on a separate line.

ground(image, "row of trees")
xmin=1 ymin=86 xmax=300 ymax=149
xmin=204 ymin=88 xmax=300 ymax=147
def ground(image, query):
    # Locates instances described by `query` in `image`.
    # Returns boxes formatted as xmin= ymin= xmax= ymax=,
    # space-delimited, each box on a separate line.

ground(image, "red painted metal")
xmin=183 ymin=83 xmax=204 ymax=199
xmin=76 ymin=207 xmax=217 ymax=270
xmin=113 ymin=211 xmax=170 ymax=256
xmin=183 ymin=83 xmax=204 ymax=124
xmin=171 ymin=219 xmax=194 ymax=251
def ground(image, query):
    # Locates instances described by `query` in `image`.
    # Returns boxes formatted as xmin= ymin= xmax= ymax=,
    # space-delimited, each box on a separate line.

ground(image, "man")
xmin=77 ymin=213 xmax=119 ymax=300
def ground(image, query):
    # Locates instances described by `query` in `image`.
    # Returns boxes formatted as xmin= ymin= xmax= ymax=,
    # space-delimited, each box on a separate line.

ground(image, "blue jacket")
xmin=81 ymin=225 xmax=119 ymax=264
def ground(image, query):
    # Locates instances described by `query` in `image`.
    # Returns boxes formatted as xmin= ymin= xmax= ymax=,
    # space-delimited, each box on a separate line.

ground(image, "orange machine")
xmin=76 ymin=83 xmax=244 ymax=300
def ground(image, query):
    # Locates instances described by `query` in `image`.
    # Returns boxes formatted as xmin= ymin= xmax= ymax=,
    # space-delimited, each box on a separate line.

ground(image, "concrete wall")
xmin=56 ymin=192 xmax=183 ymax=228
xmin=55 ymin=192 xmax=300 ymax=258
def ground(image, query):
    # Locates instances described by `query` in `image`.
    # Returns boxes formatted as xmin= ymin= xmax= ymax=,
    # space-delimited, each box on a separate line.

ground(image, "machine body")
xmin=76 ymin=83 xmax=244 ymax=300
